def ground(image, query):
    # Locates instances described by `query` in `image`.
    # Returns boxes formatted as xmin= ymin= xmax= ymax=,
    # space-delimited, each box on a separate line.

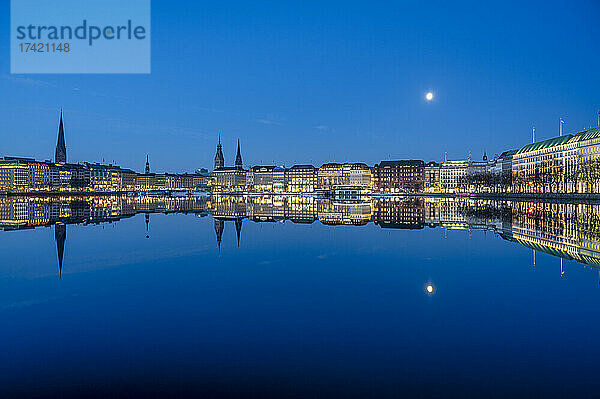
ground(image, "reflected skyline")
xmin=3 ymin=195 xmax=600 ymax=280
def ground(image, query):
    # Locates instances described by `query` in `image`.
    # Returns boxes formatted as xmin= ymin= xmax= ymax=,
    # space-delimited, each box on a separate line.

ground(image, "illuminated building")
xmin=246 ymin=166 xmax=276 ymax=192
xmin=27 ymin=161 xmax=55 ymax=190
xmin=0 ymin=157 xmax=32 ymax=192
xmin=87 ymin=163 xmax=124 ymax=191
xmin=440 ymin=160 xmax=469 ymax=193
xmin=373 ymin=160 xmax=424 ymax=193
xmin=121 ymin=169 xmax=137 ymax=190
xmin=273 ymin=167 xmax=285 ymax=193
xmin=512 ymin=135 xmax=572 ymax=194
xmin=213 ymin=168 xmax=246 ymax=192
xmin=211 ymin=137 xmax=246 ymax=192
xmin=424 ymin=161 xmax=441 ymax=192
xmin=563 ymin=126 xmax=600 ymax=193
xmin=286 ymin=165 xmax=317 ymax=193
xmin=318 ymin=163 xmax=372 ymax=191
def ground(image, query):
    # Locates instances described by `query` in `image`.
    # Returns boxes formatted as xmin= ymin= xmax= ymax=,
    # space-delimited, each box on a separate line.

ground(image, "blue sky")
xmin=1 ymin=0 xmax=599 ymax=173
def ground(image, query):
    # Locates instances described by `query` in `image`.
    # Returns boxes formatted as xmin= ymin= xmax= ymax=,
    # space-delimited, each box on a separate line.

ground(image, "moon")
xmin=426 ymin=284 xmax=434 ymax=294
xmin=425 ymin=92 xmax=434 ymax=101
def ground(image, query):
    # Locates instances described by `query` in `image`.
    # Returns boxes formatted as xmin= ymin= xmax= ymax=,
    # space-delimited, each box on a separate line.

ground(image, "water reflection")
xmin=2 ymin=195 xmax=600 ymax=277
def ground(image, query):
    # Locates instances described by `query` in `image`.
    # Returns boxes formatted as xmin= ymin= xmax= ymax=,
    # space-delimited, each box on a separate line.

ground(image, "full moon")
xmin=425 ymin=92 xmax=434 ymax=101
xmin=426 ymin=284 xmax=434 ymax=294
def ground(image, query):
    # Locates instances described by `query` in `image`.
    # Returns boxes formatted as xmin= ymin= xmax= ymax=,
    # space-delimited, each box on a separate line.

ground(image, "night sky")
xmin=1 ymin=0 xmax=599 ymax=173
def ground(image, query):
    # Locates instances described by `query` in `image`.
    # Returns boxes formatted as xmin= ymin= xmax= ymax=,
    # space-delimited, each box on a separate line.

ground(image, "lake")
xmin=1 ymin=196 xmax=599 ymax=397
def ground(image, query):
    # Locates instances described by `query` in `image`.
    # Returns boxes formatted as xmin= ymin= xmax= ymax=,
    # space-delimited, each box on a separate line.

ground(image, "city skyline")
xmin=4 ymin=108 xmax=599 ymax=171
xmin=5 ymin=110 xmax=600 ymax=196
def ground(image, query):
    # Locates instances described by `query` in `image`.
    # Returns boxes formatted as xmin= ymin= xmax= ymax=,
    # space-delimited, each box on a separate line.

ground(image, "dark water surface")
xmin=1 ymin=196 xmax=599 ymax=397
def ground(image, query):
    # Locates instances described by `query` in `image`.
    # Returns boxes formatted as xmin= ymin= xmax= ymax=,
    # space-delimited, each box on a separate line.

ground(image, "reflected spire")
xmin=55 ymin=223 xmax=66 ymax=278
xmin=235 ymin=218 xmax=243 ymax=247
xmin=214 ymin=219 xmax=225 ymax=253
xmin=145 ymin=213 xmax=150 ymax=239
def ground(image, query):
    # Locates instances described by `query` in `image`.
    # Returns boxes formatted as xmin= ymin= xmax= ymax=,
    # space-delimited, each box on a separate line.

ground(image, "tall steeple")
xmin=145 ymin=155 xmax=150 ymax=174
xmin=214 ymin=131 xmax=225 ymax=170
xmin=55 ymin=109 xmax=67 ymax=164
xmin=55 ymin=223 xmax=66 ymax=278
xmin=235 ymin=139 xmax=243 ymax=168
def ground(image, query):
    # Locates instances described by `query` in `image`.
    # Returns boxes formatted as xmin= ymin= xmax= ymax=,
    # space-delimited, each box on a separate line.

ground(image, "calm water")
xmin=1 ymin=196 xmax=600 ymax=397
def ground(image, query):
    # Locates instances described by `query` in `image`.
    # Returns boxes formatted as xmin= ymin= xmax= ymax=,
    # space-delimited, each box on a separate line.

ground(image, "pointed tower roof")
xmin=235 ymin=139 xmax=243 ymax=168
xmin=214 ymin=131 xmax=225 ymax=170
xmin=55 ymin=109 xmax=67 ymax=163
xmin=145 ymin=154 xmax=150 ymax=174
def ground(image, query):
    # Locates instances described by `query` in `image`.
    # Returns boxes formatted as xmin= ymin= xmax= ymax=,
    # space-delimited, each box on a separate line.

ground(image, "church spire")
xmin=145 ymin=154 xmax=150 ymax=174
xmin=235 ymin=139 xmax=243 ymax=168
xmin=55 ymin=109 xmax=67 ymax=163
xmin=214 ymin=131 xmax=225 ymax=170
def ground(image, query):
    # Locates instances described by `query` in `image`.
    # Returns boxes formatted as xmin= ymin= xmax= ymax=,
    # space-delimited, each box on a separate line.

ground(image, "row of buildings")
xmin=0 ymin=112 xmax=209 ymax=193
xmin=211 ymin=136 xmax=514 ymax=194
xmin=211 ymin=124 xmax=600 ymax=195
xmin=0 ymin=156 xmax=209 ymax=193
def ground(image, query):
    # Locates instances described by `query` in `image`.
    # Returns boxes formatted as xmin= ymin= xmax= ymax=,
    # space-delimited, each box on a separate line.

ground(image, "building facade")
xmin=318 ymin=163 xmax=372 ymax=191
xmin=373 ymin=160 xmax=424 ymax=192
xmin=440 ymin=160 xmax=469 ymax=193
xmin=213 ymin=167 xmax=246 ymax=192
xmin=424 ymin=161 xmax=441 ymax=192
xmin=512 ymin=135 xmax=572 ymax=193
xmin=246 ymin=166 xmax=276 ymax=192
xmin=286 ymin=165 xmax=317 ymax=193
